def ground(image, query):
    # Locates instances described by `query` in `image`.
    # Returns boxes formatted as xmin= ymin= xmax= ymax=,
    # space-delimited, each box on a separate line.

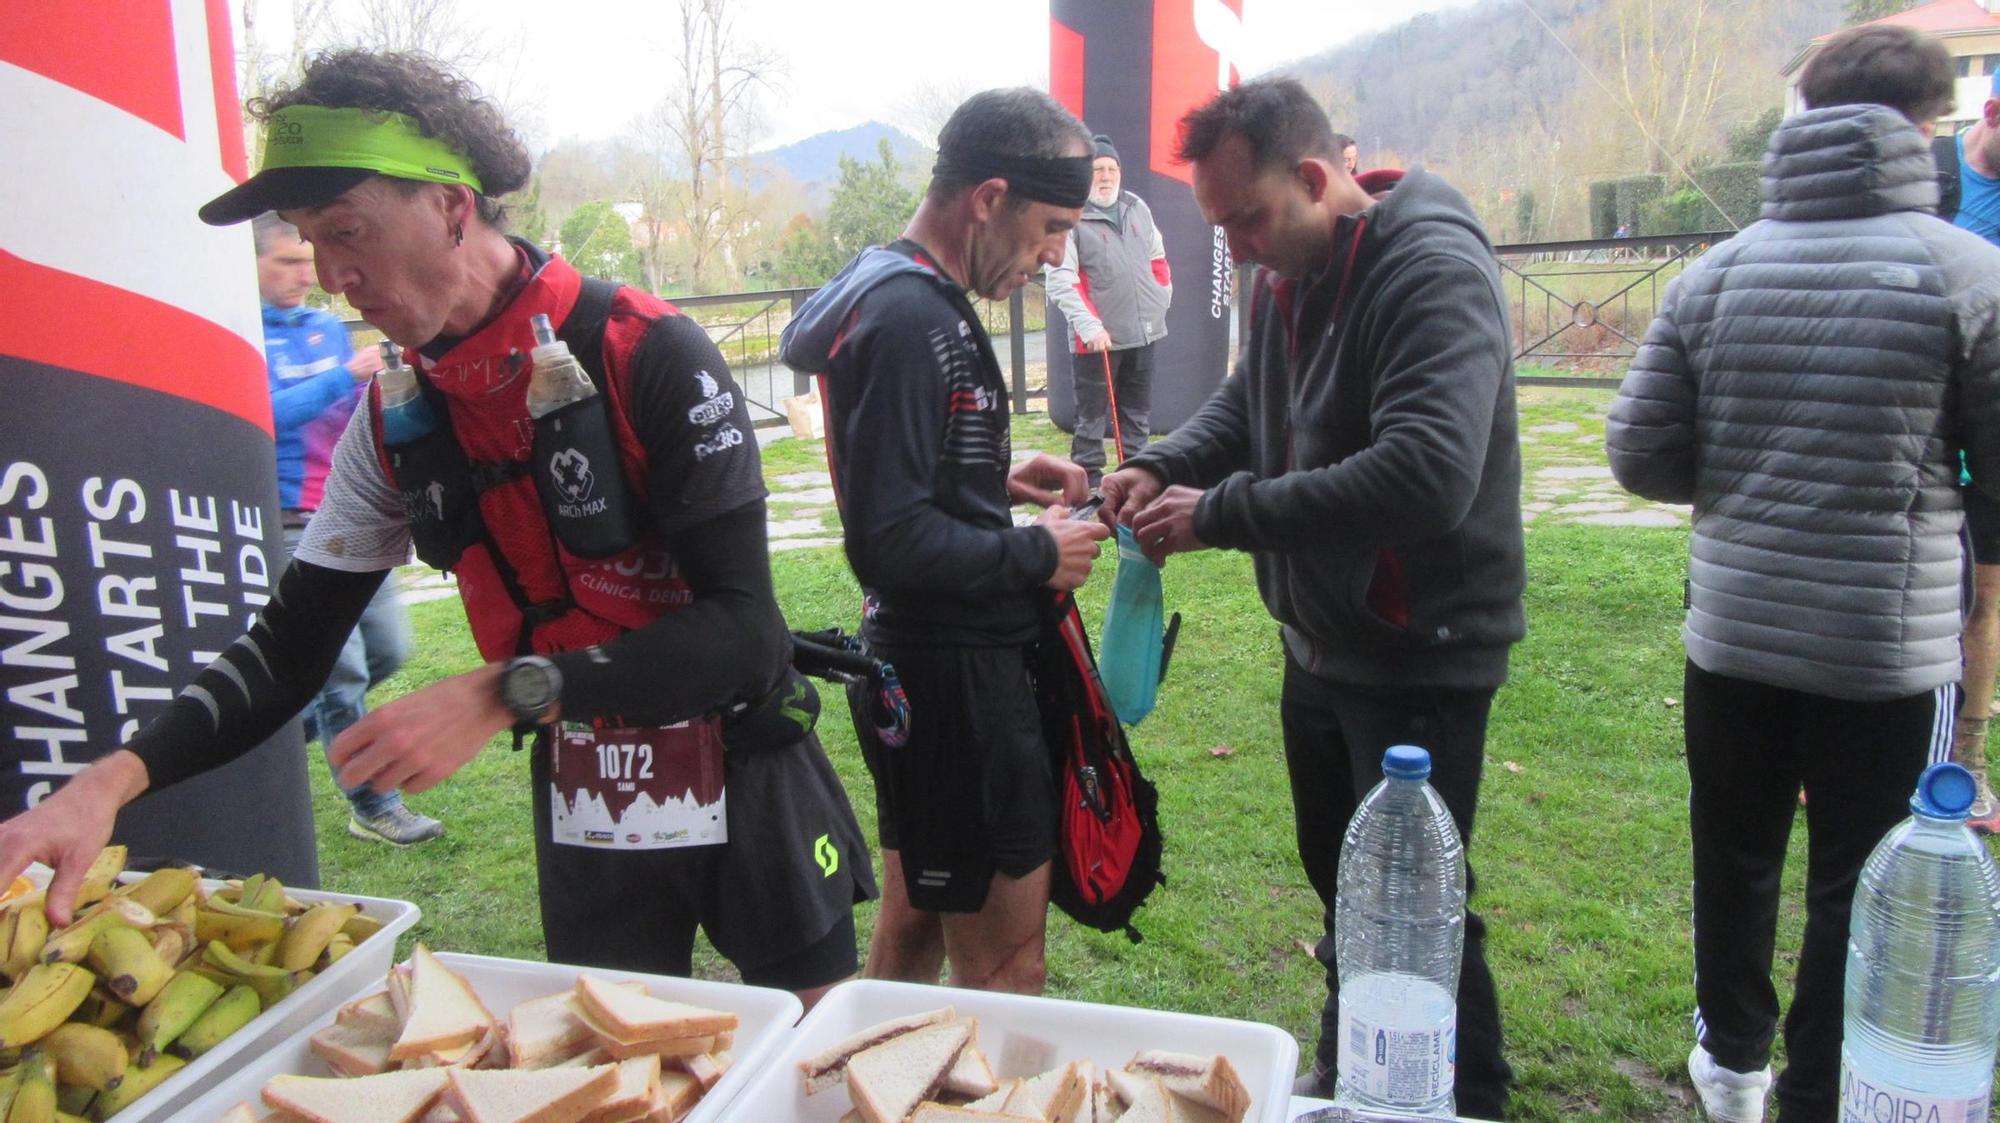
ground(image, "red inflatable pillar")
xmin=0 ymin=1 xmax=318 ymax=885
xmin=1047 ymin=0 xmax=1242 ymax=434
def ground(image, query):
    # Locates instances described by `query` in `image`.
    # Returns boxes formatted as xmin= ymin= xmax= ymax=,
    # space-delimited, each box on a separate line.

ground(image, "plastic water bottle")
xmin=1333 ymin=744 xmax=1465 ymax=1118
xmin=375 ymin=342 xmax=437 ymax=446
xmin=526 ymin=313 xmax=597 ymax=419
xmin=1840 ymin=762 xmax=2000 ymax=1123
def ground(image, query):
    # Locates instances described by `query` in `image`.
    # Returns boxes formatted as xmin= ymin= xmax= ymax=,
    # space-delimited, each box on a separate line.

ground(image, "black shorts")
xmin=529 ymin=731 xmax=876 ymax=990
xmin=855 ymin=643 xmax=1058 ymax=913
xmin=1967 ymin=483 xmax=2000 ymax=566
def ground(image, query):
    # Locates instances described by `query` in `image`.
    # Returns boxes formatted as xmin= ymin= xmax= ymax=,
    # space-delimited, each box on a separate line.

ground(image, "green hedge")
xmin=1641 ymin=162 xmax=1762 ymax=234
xmin=1587 ymin=174 xmax=1667 ymax=238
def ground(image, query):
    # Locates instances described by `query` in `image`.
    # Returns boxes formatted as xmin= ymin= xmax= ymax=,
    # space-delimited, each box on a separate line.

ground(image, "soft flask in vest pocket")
xmin=385 ymin=427 xmax=484 ymax=571
xmin=1098 ymin=525 xmax=1167 ymax=725
xmin=531 ymin=396 xmax=640 ymax=559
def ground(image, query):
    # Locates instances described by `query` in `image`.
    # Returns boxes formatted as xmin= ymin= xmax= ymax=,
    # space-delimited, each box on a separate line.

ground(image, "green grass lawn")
xmin=312 ymin=391 xmax=1834 ymax=1121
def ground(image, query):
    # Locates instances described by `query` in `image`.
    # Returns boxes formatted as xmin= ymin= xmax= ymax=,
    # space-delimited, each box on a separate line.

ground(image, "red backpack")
xmin=1028 ymin=591 xmax=1166 ymax=943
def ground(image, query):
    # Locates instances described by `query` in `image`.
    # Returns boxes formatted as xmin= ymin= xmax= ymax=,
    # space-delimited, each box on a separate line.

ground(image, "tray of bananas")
xmin=0 ymin=846 xmax=419 ymax=1122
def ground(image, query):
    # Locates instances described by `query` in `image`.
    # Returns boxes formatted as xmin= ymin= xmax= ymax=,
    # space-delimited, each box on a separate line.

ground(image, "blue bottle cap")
xmin=1912 ymin=762 xmax=1976 ymax=820
xmin=1382 ymin=745 xmax=1431 ymax=780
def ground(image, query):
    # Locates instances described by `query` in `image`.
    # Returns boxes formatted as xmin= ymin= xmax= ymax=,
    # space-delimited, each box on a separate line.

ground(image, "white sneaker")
xmin=1689 ymin=1045 xmax=1772 ymax=1123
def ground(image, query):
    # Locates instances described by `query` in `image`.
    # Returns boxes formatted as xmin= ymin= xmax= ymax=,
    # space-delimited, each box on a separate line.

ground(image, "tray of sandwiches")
xmin=8 ymin=854 xmax=420 ymax=1123
xmin=178 ymin=947 xmax=803 ymax=1122
xmin=727 ymin=978 xmax=1299 ymax=1123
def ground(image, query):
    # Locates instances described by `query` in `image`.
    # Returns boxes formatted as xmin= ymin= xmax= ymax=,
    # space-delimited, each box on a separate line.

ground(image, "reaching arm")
xmin=1190 ymin=254 xmax=1511 ymax=552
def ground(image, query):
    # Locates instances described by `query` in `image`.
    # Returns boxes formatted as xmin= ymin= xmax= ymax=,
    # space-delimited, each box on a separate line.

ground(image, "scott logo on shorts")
xmin=814 ymin=834 xmax=840 ymax=877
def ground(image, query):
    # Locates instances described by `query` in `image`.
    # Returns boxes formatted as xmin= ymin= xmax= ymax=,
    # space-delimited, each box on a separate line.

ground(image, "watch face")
xmin=504 ymin=661 xmax=555 ymax=713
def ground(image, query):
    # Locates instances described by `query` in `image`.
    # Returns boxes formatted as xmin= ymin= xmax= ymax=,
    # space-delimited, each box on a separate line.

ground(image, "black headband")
xmin=932 ymin=149 xmax=1093 ymax=208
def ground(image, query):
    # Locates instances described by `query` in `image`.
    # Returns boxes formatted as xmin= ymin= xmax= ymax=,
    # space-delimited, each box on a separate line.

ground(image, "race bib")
xmin=547 ymin=720 xmax=727 ymax=850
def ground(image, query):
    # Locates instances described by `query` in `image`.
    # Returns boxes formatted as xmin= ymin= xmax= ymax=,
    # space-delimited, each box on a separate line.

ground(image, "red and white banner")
xmin=1046 ymin=0 xmax=1239 ymax=434
xmin=1 ymin=1 xmax=317 ymax=885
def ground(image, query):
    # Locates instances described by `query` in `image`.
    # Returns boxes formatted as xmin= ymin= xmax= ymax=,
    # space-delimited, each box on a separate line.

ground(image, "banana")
xmin=0 ymin=965 xmax=93 ymax=1050
xmin=165 ymin=889 xmax=196 ymax=935
xmin=86 ymin=1055 xmax=179 ymax=1121
xmin=39 ymin=896 xmax=151 ymax=970
xmin=323 ymin=933 xmax=354 ymax=965
xmin=191 ymin=900 xmax=284 ymax=953
xmin=274 ymin=903 xmax=355 ymax=972
xmin=198 ymin=944 xmax=302 ymax=1008
xmin=114 ymin=869 xmax=195 ymax=919
xmin=234 ymin=875 xmax=284 ymax=916
xmin=68 ymin=995 xmax=128 ymax=1031
xmin=83 ymin=930 xmax=169 ymax=1007
xmin=169 ymin=985 xmax=257 ymax=1059
xmin=0 ymin=909 xmax=47 ymax=981
xmin=339 ymin=912 xmax=384 ymax=943
xmin=52 ymin=1084 xmax=91 ymax=1118
xmin=144 ymin=925 xmax=188 ymax=971
xmin=6 ymin=1053 xmax=54 ymax=1123
xmin=132 ymin=972 xmax=220 ymax=1064
xmin=37 ymin=1026 xmax=123 ymax=1093
xmin=70 ymin=849 xmax=125 ymax=911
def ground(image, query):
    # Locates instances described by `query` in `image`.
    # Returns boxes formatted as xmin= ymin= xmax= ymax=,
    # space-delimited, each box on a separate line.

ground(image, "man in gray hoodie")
xmin=1608 ymin=25 xmax=2000 ymax=1123
xmin=1100 ymin=78 xmax=1524 ymax=1118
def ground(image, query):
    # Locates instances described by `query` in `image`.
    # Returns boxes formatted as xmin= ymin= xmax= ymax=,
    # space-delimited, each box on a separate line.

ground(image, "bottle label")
xmin=1337 ymin=987 xmax=1455 ymax=1107
xmin=1840 ymin=1058 xmax=1991 ymax=1123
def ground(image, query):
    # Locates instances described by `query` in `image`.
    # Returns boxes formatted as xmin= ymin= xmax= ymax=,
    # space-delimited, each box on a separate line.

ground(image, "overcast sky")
xmin=234 ymin=0 xmax=1481 ymax=151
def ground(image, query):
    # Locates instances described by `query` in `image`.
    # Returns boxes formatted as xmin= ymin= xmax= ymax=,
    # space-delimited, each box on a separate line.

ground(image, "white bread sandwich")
xmin=1123 ymin=1052 xmax=1248 ymax=1123
xmin=263 ymin=1067 xmax=452 ymax=1123
xmin=798 ymin=1006 xmax=957 ymax=1094
xmin=309 ymin=1018 xmax=396 ymax=1077
xmin=845 ymin=1019 xmax=974 ymax=1123
xmin=444 ymin=1063 xmax=620 ymax=1123
xmin=940 ymin=1032 xmax=999 ymax=1099
xmin=668 ymin=1049 xmax=728 ymax=1090
xmin=390 ymin=946 xmax=497 ymax=1062
xmin=574 ymin=975 xmax=736 ymax=1041
xmin=508 ymin=990 xmax=596 ymax=1068
xmin=1106 ymin=1075 xmax=1174 ymax=1123
xmin=337 ymin=990 xmax=402 ymax=1037
xmin=964 ymin=1077 xmax=1022 ymax=1112
xmin=215 ymin=1105 xmax=259 ymax=1123
xmin=576 ymin=1055 xmax=661 ymax=1123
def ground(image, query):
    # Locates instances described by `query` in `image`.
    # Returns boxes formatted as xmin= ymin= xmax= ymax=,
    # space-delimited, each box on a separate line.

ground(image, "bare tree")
xmin=625 ymin=0 xmax=778 ymax=291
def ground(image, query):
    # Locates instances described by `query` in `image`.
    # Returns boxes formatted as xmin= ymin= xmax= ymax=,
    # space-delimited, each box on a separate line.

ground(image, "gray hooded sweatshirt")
xmin=1126 ymin=168 xmax=1526 ymax=690
xmin=1608 ymin=104 xmax=2000 ymax=700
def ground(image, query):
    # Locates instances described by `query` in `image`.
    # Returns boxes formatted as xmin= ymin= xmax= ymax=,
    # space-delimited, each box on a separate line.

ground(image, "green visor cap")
xmin=199 ymin=105 xmax=484 ymax=226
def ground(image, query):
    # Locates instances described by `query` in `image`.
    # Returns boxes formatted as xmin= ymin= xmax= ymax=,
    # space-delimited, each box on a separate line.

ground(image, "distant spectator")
xmin=1935 ymin=71 xmax=2000 ymax=828
xmin=1043 ymin=133 xmax=1173 ymax=486
xmin=254 ymin=212 xmax=442 ymax=848
xmin=1607 ymin=24 xmax=2000 ymax=1123
xmin=1332 ymin=131 xmax=1358 ymax=175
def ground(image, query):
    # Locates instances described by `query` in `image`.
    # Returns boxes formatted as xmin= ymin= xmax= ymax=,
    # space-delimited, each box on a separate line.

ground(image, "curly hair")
xmin=250 ymin=50 xmax=531 ymax=227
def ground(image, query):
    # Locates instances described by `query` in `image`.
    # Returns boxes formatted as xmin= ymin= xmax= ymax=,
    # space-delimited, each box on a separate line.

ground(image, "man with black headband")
xmin=0 ymin=50 xmax=876 ymax=1007
xmin=1099 ymin=78 xmax=1523 ymax=1114
xmin=781 ymin=88 xmax=1111 ymax=994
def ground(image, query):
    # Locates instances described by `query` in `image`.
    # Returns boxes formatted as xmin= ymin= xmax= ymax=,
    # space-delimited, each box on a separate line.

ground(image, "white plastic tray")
xmin=12 ymin=867 xmax=420 ymax=1123
xmin=727 ymin=978 xmax=1300 ymax=1123
xmin=176 ymin=951 xmax=804 ymax=1123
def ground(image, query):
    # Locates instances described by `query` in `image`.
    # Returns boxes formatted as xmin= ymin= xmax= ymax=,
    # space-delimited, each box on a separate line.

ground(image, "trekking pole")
xmin=1101 ymin=349 xmax=1127 ymax=468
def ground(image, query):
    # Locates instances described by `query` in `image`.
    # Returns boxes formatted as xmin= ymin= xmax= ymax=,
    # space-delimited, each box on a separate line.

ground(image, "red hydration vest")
xmin=369 ymin=253 xmax=691 ymax=664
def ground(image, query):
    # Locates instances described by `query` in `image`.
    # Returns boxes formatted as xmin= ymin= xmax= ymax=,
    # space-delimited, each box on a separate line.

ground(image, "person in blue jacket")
xmin=256 ymin=212 xmax=443 ymax=846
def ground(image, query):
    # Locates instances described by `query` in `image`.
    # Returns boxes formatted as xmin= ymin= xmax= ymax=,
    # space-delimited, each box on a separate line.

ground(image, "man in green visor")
xmin=0 ymin=50 xmax=875 ymax=1005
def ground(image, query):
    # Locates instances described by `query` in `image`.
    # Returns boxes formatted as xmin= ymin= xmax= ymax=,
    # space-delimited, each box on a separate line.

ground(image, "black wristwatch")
xmin=500 ymin=656 xmax=563 ymax=732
